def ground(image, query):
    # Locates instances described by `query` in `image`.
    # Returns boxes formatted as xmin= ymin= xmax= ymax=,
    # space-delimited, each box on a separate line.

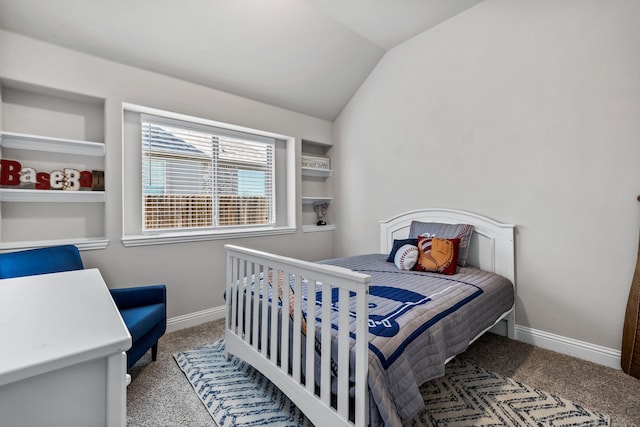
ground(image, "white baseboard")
xmin=514 ymin=325 xmax=621 ymax=370
xmin=165 ymin=307 xmax=622 ymax=370
xmin=166 ymin=305 xmax=225 ymax=334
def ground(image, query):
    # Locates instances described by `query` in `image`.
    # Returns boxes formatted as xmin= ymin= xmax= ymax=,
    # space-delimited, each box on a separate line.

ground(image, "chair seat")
xmin=119 ymin=303 xmax=165 ymax=343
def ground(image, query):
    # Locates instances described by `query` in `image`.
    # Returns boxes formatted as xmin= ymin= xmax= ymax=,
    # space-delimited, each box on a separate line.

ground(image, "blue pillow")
xmin=386 ymin=238 xmax=419 ymax=262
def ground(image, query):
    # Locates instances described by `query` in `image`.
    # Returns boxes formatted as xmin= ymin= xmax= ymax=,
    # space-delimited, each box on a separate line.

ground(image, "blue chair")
xmin=0 ymin=245 xmax=166 ymax=371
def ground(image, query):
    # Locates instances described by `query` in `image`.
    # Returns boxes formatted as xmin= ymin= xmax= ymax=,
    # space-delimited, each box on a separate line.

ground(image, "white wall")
xmin=333 ymin=0 xmax=640 ymax=351
xmin=0 ymin=30 xmax=336 ymax=321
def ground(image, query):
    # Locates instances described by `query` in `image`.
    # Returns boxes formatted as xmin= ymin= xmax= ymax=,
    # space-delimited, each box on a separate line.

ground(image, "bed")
xmin=225 ymin=208 xmax=516 ymax=427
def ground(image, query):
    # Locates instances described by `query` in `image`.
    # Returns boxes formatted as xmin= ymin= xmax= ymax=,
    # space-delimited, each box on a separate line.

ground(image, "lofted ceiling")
xmin=0 ymin=0 xmax=482 ymax=121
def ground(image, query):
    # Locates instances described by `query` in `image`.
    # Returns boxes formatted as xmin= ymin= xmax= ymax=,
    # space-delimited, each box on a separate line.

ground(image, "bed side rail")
xmin=224 ymin=244 xmax=371 ymax=427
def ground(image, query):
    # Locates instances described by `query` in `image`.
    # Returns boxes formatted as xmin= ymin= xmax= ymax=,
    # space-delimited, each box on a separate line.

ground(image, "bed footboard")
xmin=225 ymin=244 xmax=372 ymax=427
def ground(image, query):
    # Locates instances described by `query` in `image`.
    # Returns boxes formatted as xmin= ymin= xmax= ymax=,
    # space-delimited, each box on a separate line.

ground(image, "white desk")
xmin=0 ymin=268 xmax=131 ymax=427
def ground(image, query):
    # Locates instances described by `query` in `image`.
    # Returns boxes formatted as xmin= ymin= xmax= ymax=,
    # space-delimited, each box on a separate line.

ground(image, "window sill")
xmin=121 ymin=226 xmax=296 ymax=247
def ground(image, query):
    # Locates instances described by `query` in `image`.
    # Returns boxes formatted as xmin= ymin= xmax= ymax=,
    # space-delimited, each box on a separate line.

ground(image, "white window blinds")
xmin=141 ymin=114 xmax=275 ymax=232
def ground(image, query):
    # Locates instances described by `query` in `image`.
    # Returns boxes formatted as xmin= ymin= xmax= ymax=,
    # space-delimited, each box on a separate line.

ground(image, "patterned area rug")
xmin=174 ymin=341 xmax=610 ymax=427
xmin=410 ymin=358 xmax=610 ymax=426
xmin=174 ymin=340 xmax=312 ymax=427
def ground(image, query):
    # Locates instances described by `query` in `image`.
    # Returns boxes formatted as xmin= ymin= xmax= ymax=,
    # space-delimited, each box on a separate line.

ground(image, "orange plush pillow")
xmin=415 ymin=236 xmax=460 ymax=275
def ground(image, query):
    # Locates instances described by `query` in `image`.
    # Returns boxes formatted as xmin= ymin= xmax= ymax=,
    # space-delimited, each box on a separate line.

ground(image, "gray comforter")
xmin=316 ymin=254 xmax=514 ymax=426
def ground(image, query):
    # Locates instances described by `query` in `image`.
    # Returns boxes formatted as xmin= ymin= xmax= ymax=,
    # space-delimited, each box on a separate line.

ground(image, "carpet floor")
xmin=126 ymin=320 xmax=640 ymax=426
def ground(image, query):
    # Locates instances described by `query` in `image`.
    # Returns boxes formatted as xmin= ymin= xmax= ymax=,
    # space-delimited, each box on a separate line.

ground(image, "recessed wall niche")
xmin=0 ymin=80 xmax=107 ymax=250
xmin=301 ymin=139 xmax=334 ymax=232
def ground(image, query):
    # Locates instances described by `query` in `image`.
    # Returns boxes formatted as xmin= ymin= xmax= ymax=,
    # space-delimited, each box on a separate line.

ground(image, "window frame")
xmin=140 ymin=114 xmax=276 ymax=233
xmin=121 ymin=103 xmax=296 ymax=247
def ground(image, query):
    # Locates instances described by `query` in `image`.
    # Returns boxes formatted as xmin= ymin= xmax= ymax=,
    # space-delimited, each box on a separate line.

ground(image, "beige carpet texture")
xmin=126 ymin=320 xmax=640 ymax=426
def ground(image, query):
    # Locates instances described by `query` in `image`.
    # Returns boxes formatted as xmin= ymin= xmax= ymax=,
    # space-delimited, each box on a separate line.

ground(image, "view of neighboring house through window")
xmin=141 ymin=114 xmax=275 ymax=232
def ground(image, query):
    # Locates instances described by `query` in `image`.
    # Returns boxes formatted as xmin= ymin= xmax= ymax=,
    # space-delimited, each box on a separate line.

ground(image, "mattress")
xmin=315 ymin=253 xmax=515 ymax=426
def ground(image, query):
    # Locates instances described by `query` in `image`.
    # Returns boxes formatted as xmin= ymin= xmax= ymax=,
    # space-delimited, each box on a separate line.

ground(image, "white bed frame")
xmin=225 ymin=208 xmax=516 ymax=427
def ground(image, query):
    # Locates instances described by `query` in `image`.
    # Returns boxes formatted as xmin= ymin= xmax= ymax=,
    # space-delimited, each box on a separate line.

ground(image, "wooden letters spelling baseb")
xmin=0 ymin=159 xmax=103 ymax=191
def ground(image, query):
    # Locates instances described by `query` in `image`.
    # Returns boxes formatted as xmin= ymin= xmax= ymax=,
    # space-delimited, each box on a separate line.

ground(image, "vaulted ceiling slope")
xmin=0 ymin=0 xmax=482 ymax=121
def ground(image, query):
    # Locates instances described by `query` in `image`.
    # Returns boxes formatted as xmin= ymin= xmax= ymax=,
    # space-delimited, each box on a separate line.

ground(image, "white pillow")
xmin=394 ymin=244 xmax=418 ymax=270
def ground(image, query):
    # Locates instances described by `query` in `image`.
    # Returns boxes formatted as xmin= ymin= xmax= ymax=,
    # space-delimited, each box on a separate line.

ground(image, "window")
xmin=141 ymin=114 xmax=275 ymax=232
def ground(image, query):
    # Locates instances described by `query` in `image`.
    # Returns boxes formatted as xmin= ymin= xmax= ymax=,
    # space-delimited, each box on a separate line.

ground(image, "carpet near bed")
xmin=174 ymin=340 xmax=610 ymax=427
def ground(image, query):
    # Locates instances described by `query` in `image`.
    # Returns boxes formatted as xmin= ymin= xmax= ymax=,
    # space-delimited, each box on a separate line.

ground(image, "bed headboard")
xmin=379 ymin=208 xmax=516 ymax=284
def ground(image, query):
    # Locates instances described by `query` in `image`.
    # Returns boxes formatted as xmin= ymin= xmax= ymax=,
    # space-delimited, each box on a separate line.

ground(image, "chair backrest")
xmin=0 ymin=245 xmax=84 ymax=279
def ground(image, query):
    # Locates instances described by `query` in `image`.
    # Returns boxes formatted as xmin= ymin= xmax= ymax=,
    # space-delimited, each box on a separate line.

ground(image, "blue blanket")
xmin=315 ymin=254 xmax=514 ymax=427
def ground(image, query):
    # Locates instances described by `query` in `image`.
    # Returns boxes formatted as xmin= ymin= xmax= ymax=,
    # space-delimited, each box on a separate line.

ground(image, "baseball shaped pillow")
xmin=394 ymin=244 xmax=419 ymax=270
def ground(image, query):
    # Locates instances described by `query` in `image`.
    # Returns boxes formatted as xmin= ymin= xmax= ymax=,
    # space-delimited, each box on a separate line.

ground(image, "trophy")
xmin=313 ymin=202 xmax=328 ymax=226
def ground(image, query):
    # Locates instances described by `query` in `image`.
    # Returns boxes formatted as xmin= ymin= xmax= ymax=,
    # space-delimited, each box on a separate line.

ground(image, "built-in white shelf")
xmin=301 ymin=141 xmax=332 ymax=231
xmin=0 ymin=84 xmax=107 ymax=249
xmin=0 ymin=131 xmax=105 ymax=156
xmin=301 ymin=167 xmax=332 ymax=178
xmin=301 ymin=196 xmax=332 ymax=205
xmin=0 ymin=188 xmax=106 ymax=202
xmin=0 ymin=237 xmax=110 ymax=252
xmin=302 ymin=224 xmax=336 ymax=233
